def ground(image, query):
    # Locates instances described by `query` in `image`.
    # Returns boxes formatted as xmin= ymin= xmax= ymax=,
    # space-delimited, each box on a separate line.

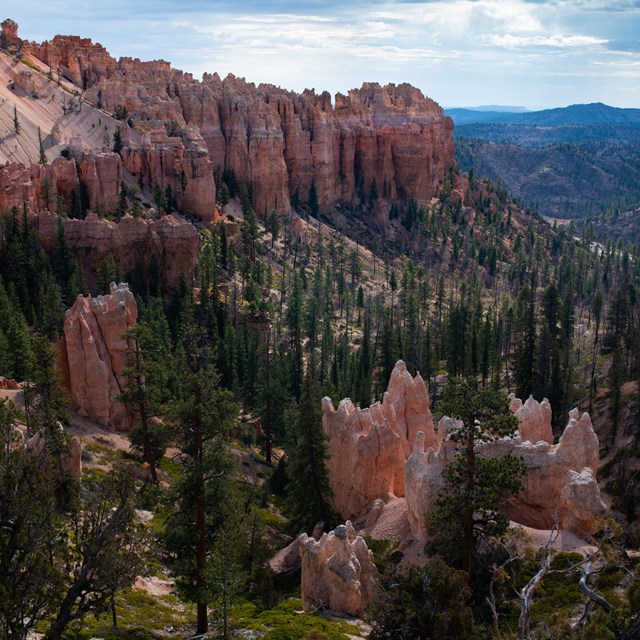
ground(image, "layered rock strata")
xmin=322 ymin=361 xmax=435 ymax=519
xmin=0 ymin=154 xmax=120 ymax=219
xmin=15 ymin=22 xmax=453 ymax=216
xmin=59 ymin=283 xmax=137 ymax=430
xmin=299 ymin=521 xmax=378 ymax=617
xmin=35 ymin=210 xmax=199 ymax=294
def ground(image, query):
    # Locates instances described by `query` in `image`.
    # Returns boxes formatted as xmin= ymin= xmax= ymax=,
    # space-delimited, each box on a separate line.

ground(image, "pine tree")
xmin=119 ymin=324 xmax=171 ymax=484
xmin=284 ymin=368 xmax=338 ymax=533
xmin=308 ymin=178 xmax=319 ymax=217
xmin=429 ymin=378 xmax=525 ymax=579
xmin=164 ymin=305 xmax=239 ymax=635
xmin=112 ymin=127 xmax=122 ymax=154
xmin=0 ymin=399 xmax=66 ymax=640
xmin=13 ymin=105 xmax=19 ymax=134
xmin=38 ymin=127 xmax=47 ymax=164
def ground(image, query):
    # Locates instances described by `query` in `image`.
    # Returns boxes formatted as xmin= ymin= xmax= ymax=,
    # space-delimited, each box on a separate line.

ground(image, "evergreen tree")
xmin=513 ymin=278 xmax=537 ymax=399
xmin=429 ymin=378 xmax=525 ymax=579
xmin=164 ymin=304 xmax=239 ymax=635
xmin=308 ymin=178 xmax=319 ymax=217
xmin=119 ymin=324 xmax=172 ymax=484
xmin=13 ymin=106 xmax=19 ymax=135
xmin=38 ymin=127 xmax=47 ymax=165
xmin=284 ymin=369 xmax=338 ymax=533
xmin=112 ymin=127 xmax=122 ymax=154
xmin=44 ymin=470 xmax=145 ymax=640
xmin=0 ymin=399 xmax=65 ymax=640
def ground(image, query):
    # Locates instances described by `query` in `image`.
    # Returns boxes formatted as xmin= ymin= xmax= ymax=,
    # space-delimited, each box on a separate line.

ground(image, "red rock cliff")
xmin=23 ymin=27 xmax=454 ymax=215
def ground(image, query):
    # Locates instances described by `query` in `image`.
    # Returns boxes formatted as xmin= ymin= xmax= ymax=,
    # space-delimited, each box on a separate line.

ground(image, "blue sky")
xmin=3 ymin=0 xmax=640 ymax=109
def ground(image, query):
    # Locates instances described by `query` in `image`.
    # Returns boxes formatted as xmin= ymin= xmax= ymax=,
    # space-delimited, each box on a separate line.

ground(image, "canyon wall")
xmin=37 ymin=210 xmax=199 ymax=294
xmin=17 ymin=24 xmax=454 ymax=216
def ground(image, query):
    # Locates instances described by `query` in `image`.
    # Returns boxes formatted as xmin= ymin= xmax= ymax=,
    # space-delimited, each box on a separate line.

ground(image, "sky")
xmin=3 ymin=0 xmax=640 ymax=110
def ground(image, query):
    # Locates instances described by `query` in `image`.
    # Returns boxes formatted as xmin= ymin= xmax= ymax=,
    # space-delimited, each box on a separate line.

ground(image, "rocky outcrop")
xmin=1 ymin=19 xmax=21 ymax=50
xmin=405 ymin=406 xmax=605 ymax=541
xmin=25 ymin=431 xmax=83 ymax=481
xmin=299 ymin=521 xmax=378 ymax=617
xmin=510 ymin=394 xmax=553 ymax=444
xmin=322 ymin=361 xmax=435 ymax=520
xmin=561 ymin=468 xmax=607 ymax=534
xmin=322 ymin=396 xmax=405 ymax=520
xmin=0 ymin=151 xmax=121 ymax=218
xmin=119 ymin=125 xmax=216 ymax=221
xmin=26 ymin=34 xmax=117 ymax=87
xmin=59 ymin=283 xmax=137 ymax=430
xmin=12 ymin=23 xmax=453 ymax=216
xmin=37 ymin=210 xmax=199 ymax=294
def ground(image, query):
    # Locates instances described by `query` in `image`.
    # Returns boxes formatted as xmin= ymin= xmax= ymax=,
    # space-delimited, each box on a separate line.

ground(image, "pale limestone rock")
xmin=404 ymin=406 xmax=605 ymax=541
xmin=24 ymin=430 xmax=82 ymax=480
xmin=60 ymin=283 xmax=137 ymax=430
xmin=322 ymin=361 xmax=436 ymax=520
xmin=299 ymin=521 xmax=377 ymax=617
xmin=514 ymin=395 xmax=553 ymax=444
xmin=560 ymin=468 xmax=607 ymax=535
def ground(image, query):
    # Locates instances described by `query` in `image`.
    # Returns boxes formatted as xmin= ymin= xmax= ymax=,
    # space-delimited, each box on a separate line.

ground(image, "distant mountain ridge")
xmin=450 ymin=101 xmax=640 ymax=218
xmin=446 ymin=102 xmax=640 ymax=126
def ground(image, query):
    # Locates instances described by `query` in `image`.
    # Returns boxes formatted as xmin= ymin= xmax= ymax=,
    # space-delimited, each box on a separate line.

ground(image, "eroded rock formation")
xmin=322 ymin=361 xmax=435 ymax=519
xmin=37 ymin=211 xmax=199 ymax=293
xmin=405 ymin=404 xmax=605 ymax=540
xmin=299 ymin=521 xmax=378 ymax=617
xmin=59 ymin=283 xmax=137 ymax=430
xmin=1 ymin=19 xmax=21 ymax=50
xmin=324 ymin=371 xmax=605 ymax=540
xmin=26 ymin=431 xmax=83 ymax=481
xmin=0 ymin=150 xmax=122 ymax=218
xmin=14 ymin=23 xmax=453 ymax=216
xmin=510 ymin=393 xmax=554 ymax=444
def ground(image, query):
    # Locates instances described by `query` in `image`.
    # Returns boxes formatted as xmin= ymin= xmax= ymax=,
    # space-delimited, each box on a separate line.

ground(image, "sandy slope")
xmin=0 ymin=50 xmax=119 ymax=165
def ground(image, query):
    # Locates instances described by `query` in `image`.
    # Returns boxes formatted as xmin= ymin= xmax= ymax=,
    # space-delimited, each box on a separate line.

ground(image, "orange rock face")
xmin=299 ymin=521 xmax=378 ymax=617
xmin=509 ymin=394 xmax=554 ymax=444
xmin=18 ymin=25 xmax=453 ymax=216
xmin=37 ymin=211 xmax=199 ymax=294
xmin=325 ymin=371 xmax=606 ymax=540
xmin=119 ymin=126 xmax=216 ymax=221
xmin=59 ymin=283 xmax=137 ymax=430
xmin=322 ymin=361 xmax=436 ymax=520
xmin=27 ymin=34 xmax=117 ymax=87
xmin=0 ymin=151 xmax=121 ymax=218
xmin=1 ymin=19 xmax=21 ymax=49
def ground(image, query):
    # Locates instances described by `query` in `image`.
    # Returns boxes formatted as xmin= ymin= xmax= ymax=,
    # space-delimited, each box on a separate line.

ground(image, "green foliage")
xmin=235 ymin=600 xmax=358 ymax=640
xmin=369 ymin=557 xmax=476 ymax=640
xmin=429 ymin=378 xmax=525 ymax=577
xmin=284 ymin=371 xmax=338 ymax=534
xmin=0 ymin=400 xmax=66 ymax=640
xmin=163 ymin=302 xmax=239 ymax=632
xmin=38 ymin=127 xmax=47 ymax=165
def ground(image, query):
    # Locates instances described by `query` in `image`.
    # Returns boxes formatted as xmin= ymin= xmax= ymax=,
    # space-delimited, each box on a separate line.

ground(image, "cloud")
xmin=485 ymin=34 xmax=608 ymax=47
xmin=2 ymin=0 xmax=640 ymax=107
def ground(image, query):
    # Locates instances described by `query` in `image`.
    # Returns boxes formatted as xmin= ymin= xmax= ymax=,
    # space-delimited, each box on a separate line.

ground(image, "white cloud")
xmin=485 ymin=33 xmax=608 ymax=47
